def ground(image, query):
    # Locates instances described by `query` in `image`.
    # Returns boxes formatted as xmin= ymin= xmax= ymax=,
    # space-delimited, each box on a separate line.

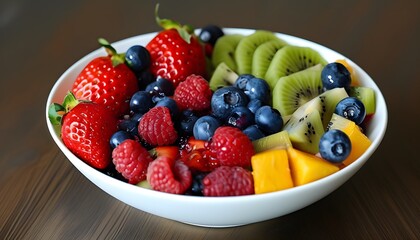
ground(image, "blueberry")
xmin=110 ymin=130 xmax=134 ymax=149
xmin=319 ymin=129 xmax=352 ymax=163
xmin=198 ymin=25 xmax=224 ymax=46
xmin=247 ymin=99 xmax=264 ymax=114
xmin=243 ymin=125 xmax=265 ymax=141
xmin=137 ymin=70 xmax=155 ymax=90
xmin=155 ymin=96 xmax=179 ymax=118
xmin=130 ymin=91 xmax=154 ymax=114
xmin=321 ymin=62 xmax=351 ymax=90
xmin=244 ymin=77 xmax=271 ymax=104
xmin=335 ymin=97 xmax=366 ymax=125
xmin=186 ymin=172 xmax=207 ymax=196
xmin=178 ymin=110 xmax=199 ymax=136
xmin=145 ymin=77 xmax=174 ymax=96
xmin=211 ymin=86 xmax=249 ymax=120
xmin=193 ymin=115 xmax=221 ymax=141
xmin=118 ymin=119 xmax=139 ymax=137
xmin=125 ymin=45 xmax=151 ymax=73
xmin=226 ymin=106 xmax=254 ymax=130
xmin=131 ymin=112 xmax=143 ymax=122
xmin=255 ymin=106 xmax=283 ymax=134
xmin=234 ymin=74 xmax=254 ymax=90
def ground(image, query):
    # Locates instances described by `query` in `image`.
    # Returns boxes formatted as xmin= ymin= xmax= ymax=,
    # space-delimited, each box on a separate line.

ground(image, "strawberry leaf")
xmin=154 ymin=3 xmax=193 ymax=44
xmin=48 ymin=103 xmax=65 ymax=125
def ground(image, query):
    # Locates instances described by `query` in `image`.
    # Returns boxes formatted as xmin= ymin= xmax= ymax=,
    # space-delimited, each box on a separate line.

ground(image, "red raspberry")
xmin=173 ymin=74 xmax=212 ymax=111
xmin=138 ymin=106 xmax=178 ymax=146
xmin=112 ymin=139 xmax=153 ymax=184
xmin=147 ymin=156 xmax=192 ymax=194
xmin=208 ymin=126 xmax=255 ymax=168
xmin=202 ymin=166 xmax=254 ymax=196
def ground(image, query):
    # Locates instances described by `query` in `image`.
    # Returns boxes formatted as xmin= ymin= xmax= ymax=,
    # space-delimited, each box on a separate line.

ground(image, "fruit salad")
xmin=49 ymin=5 xmax=376 ymax=197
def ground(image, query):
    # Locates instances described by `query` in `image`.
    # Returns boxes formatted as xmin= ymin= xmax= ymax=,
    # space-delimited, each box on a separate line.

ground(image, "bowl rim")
xmin=45 ymin=28 xmax=388 ymax=203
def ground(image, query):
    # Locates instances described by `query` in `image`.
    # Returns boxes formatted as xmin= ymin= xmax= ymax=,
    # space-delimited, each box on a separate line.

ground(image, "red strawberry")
xmin=173 ymin=74 xmax=212 ymax=111
xmin=146 ymin=5 xmax=206 ymax=87
xmin=112 ymin=139 xmax=153 ymax=184
xmin=179 ymin=137 xmax=219 ymax=172
xmin=138 ymin=106 xmax=178 ymax=146
xmin=49 ymin=92 xmax=117 ymax=169
xmin=150 ymin=145 xmax=180 ymax=162
xmin=208 ymin=126 xmax=255 ymax=168
xmin=72 ymin=38 xmax=139 ymax=117
xmin=202 ymin=166 xmax=254 ymax=196
xmin=147 ymin=156 xmax=192 ymax=194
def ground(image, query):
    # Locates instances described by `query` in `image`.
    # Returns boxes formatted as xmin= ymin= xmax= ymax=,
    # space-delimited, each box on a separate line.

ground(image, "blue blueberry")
xmin=125 ymin=45 xmax=151 ymax=73
xmin=335 ymin=97 xmax=366 ymax=125
xmin=226 ymin=106 xmax=254 ymax=130
xmin=178 ymin=110 xmax=199 ymax=136
xmin=193 ymin=115 xmax=221 ymax=141
xmin=186 ymin=172 xmax=207 ymax=196
xmin=211 ymin=86 xmax=249 ymax=120
xmin=137 ymin=70 xmax=155 ymax=90
xmin=118 ymin=119 xmax=139 ymax=137
xmin=155 ymin=96 xmax=179 ymax=118
xmin=131 ymin=112 xmax=143 ymax=122
xmin=321 ymin=62 xmax=351 ymax=90
xmin=255 ymin=105 xmax=283 ymax=134
xmin=110 ymin=130 xmax=134 ymax=149
xmin=199 ymin=25 xmax=224 ymax=46
xmin=247 ymin=99 xmax=264 ymax=114
xmin=319 ymin=129 xmax=352 ymax=163
xmin=130 ymin=91 xmax=154 ymax=114
xmin=145 ymin=77 xmax=174 ymax=96
xmin=234 ymin=74 xmax=254 ymax=90
xmin=244 ymin=77 xmax=271 ymax=104
xmin=242 ymin=125 xmax=265 ymax=141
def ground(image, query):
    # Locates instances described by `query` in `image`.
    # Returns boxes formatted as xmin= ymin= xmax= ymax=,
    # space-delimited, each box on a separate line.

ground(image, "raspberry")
xmin=202 ymin=166 xmax=254 ymax=196
xmin=147 ymin=156 xmax=192 ymax=194
xmin=138 ymin=106 xmax=178 ymax=146
xmin=112 ymin=139 xmax=153 ymax=184
xmin=208 ymin=126 xmax=255 ymax=168
xmin=173 ymin=74 xmax=212 ymax=111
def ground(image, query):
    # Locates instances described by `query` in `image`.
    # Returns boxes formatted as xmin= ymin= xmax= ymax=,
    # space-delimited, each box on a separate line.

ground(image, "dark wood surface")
xmin=1 ymin=0 xmax=419 ymax=239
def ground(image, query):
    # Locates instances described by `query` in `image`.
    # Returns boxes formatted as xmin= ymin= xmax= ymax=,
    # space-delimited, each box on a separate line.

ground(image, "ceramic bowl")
xmin=46 ymin=28 xmax=388 ymax=227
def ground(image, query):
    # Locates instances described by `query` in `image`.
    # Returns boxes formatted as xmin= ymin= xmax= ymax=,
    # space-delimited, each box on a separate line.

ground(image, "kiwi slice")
xmin=283 ymin=105 xmax=325 ymax=154
xmin=252 ymin=130 xmax=292 ymax=153
xmin=265 ymin=46 xmax=327 ymax=90
xmin=235 ymin=30 xmax=280 ymax=74
xmin=317 ymin=88 xmax=349 ymax=128
xmin=348 ymin=86 xmax=376 ymax=115
xmin=272 ymin=64 xmax=323 ymax=117
xmin=212 ymin=34 xmax=244 ymax=72
xmin=252 ymin=39 xmax=287 ymax=78
xmin=209 ymin=62 xmax=239 ymax=91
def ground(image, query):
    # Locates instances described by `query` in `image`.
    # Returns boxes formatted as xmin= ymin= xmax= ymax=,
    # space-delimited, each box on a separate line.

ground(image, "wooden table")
xmin=1 ymin=0 xmax=419 ymax=239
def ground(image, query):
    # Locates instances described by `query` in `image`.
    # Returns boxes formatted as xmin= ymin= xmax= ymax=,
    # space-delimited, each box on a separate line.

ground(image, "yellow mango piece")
xmin=251 ymin=149 xmax=294 ymax=194
xmin=287 ymin=148 xmax=339 ymax=186
xmin=328 ymin=114 xmax=372 ymax=166
xmin=336 ymin=59 xmax=360 ymax=86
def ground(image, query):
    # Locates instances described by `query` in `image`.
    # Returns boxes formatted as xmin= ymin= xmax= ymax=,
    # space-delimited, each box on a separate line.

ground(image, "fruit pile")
xmin=49 ymin=5 xmax=375 ymax=196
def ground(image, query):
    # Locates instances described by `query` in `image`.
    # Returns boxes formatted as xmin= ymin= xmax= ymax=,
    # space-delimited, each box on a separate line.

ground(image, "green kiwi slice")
xmin=252 ymin=39 xmax=287 ymax=78
xmin=348 ymin=86 xmax=376 ymax=115
xmin=283 ymin=104 xmax=325 ymax=154
xmin=234 ymin=30 xmax=280 ymax=74
xmin=212 ymin=34 xmax=244 ymax=72
xmin=252 ymin=130 xmax=292 ymax=153
xmin=265 ymin=46 xmax=327 ymax=90
xmin=209 ymin=62 xmax=239 ymax=91
xmin=272 ymin=65 xmax=323 ymax=117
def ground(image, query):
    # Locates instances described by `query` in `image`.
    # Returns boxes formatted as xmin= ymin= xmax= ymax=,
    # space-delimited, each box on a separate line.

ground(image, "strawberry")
xmin=72 ymin=38 xmax=139 ymax=117
xmin=179 ymin=137 xmax=219 ymax=172
xmin=173 ymin=74 xmax=213 ymax=111
xmin=150 ymin=145 xmax=180 ymax=162
xmin=48 ymin=92 xmax=117 ymax=169
xmin=208 ymin=126 xmax=255 ymax=168
xmin=146 ymin=4 xmax=206 ymax=87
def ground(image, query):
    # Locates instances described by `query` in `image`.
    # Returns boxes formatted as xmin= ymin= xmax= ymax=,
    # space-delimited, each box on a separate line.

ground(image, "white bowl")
xmin=45 ymin=28 xmax=388 ymax=227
